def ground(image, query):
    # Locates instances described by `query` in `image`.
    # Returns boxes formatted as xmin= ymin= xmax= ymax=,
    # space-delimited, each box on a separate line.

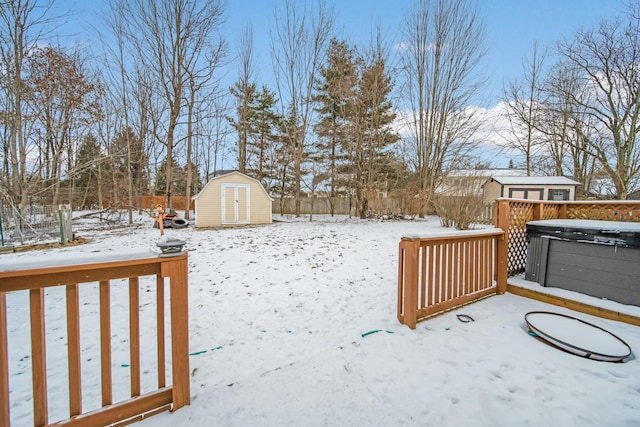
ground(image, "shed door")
xmin=221 ymin=184 xmax=250 ymax=224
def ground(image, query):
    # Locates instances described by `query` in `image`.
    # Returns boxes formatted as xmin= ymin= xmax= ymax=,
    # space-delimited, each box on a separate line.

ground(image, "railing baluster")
xmin=453 ymin=242 xmax=460 ymax=298
xmin=0 ymin=292 xmax=9 ymax=427
xmin=99 ymin=280 xmax=112 ymax=406
xmin=420 ymin=245 xmax=427 ymax=309
xmin=427 ymin=245 xmax=434 ymax=307
xmin=471 ymin=240 xmax=478 ymax=293
xmin=30 ymin=288 xmax=48 ymax=426
xmin=479 ymin=239 xmax=485 ymax=290
xmin=129 ymin=277 xmax=141 ymax=397
xmin=66 ymin=284 xmax=82 ymax=416
xmin=436 ymin=243 xmax=442 ymax=303
xmin=447 ymin=242 xmax=454 ymax=299
xmin=479 ymin=239 xmax=484 ymax=289
xmin=156 ymin=275 xmax=166 ymax=388
xmin=461 ymin=242 xmax=471 ymax=294
xmin=485 ymin=239 xmax=496 ymax=287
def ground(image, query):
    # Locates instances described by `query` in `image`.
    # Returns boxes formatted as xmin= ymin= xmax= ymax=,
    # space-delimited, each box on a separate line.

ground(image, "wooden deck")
xmin=506 ymin=278 xmax=640 ymax=327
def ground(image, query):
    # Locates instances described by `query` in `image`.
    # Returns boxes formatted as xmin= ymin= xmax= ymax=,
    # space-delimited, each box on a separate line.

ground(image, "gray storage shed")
xmin=483 ymin=176 xmax=580 ymax=203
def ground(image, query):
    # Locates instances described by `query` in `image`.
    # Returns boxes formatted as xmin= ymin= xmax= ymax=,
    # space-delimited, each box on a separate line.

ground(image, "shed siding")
xmin=482 ymin=181 xmax=502 ymax=203
xmin=483 ymin=182 xmax=577 ymax=204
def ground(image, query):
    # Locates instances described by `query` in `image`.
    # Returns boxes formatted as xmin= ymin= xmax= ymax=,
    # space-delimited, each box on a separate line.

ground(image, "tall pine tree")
xmin=352 ymin=53 xmax=398 ymax=218
xmin=313 ymin=39 xmax=359 ymax=215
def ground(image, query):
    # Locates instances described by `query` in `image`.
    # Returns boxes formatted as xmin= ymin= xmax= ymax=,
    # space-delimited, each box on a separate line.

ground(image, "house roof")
xmin=447 ymin=168 xmax=528 ymax=178
xmin=489 ymin=176 xmax=581 ymax=186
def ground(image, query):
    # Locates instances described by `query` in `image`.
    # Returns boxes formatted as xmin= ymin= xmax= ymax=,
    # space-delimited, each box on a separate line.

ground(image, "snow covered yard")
xmin=2 ymin=213 xmax=640 ymax=426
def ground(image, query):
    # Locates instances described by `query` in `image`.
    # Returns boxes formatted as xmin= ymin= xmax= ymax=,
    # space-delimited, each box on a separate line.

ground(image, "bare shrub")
xmin=433 ymin=194 xmax=483 ymax=230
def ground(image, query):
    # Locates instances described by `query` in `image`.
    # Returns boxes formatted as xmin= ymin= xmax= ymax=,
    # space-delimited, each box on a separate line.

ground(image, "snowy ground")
xmin=2 ymin=212 xmax=640 ymax=426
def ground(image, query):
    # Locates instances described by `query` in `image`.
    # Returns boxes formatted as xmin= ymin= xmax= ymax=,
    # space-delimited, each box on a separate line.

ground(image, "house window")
xmin=548 ymin=189 xmax=570 ymax=201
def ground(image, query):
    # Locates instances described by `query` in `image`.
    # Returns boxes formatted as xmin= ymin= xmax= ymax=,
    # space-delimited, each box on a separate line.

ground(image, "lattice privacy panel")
xmin=567 ymin=203 xmax=640 ymax=222
xmin=507 ymin=202 xmax=534 ymax=275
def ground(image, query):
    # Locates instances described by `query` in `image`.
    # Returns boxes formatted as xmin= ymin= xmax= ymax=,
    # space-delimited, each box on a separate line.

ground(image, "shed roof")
xmin=192 ymin=171 xmax=273 ymax=201
xmin=490 ymin=176 xmax=580 ymax=186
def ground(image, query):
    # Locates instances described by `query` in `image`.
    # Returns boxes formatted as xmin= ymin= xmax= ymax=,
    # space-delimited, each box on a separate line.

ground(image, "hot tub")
xmin=525 ymin=219 xmax=640 ymax=305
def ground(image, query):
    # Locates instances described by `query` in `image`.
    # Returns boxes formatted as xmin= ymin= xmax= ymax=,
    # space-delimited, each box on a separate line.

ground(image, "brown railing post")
xmin=558 ymin=203 xmax=568 ymax=219
xmin=163 ymin=255 xmax=191 ymax=410
xmin=494 ymin=199 xmax=509 ymax=294
xmin=399 ymin=239 xmax=420 ymax=329
xmin=532 ymin=201 xmax=543 ymax=221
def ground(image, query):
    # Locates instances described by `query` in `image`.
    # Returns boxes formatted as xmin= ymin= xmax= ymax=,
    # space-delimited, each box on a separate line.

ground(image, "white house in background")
xmin=483 ymin=176 xmax=581 ymax=203
xmin=192 ymin=171 xmax=273 ymax=227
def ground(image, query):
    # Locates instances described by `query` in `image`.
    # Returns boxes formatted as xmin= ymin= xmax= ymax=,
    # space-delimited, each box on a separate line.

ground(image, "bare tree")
xmin=0 ymin=0 xmax=53 ymax=208
xmin=271 ymin=0 xmax=334 ymax=216
xmin=557 ymin=3 xmax=640 ymax=198
xmin=502 ymin=41 xmax=547 ymax=176
xmin=196 ymin=93 xmax=231 ymax=181
xmin=400 ymin=0 xmax=487 ymax=202
xmin=26 ymin=45 xmax=101 ymax=208
xmin=229 ymin=24 xmax=257 ymax=174
xmin=101 ymin=0 xmax=140 ymax=220
xmin=116 ymin=0 xmax=226 ymax=208
xmin=538 ymin=60 xmax=598 ymax=196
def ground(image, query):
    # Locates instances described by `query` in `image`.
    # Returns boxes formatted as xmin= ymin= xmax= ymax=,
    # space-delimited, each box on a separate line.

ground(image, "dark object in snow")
xmin=361 ymin=330 xmax=395 ymax=338
xmin=153 ymin=207 xmax=189 ymax=229
xmin=524 ymin=311 xmax=632 ymax=362
xmin=171 ymin=218 xmax=188 ymax=229
xmin=156 ymin=237 xmax=186 ymax=257
xmin=456 ymin=314 xmax=474 ymax=323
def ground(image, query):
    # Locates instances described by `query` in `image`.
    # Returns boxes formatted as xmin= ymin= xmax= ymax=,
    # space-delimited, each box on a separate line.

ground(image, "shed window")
xmin=508 ymin=188 xmax=543 ymax=200
xmin=548 ymin=189 xmax=570 ymax=201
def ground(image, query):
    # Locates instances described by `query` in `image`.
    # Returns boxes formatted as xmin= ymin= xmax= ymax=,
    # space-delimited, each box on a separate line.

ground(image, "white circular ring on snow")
xmin=524 ymin=311 xmax=632 ymax=362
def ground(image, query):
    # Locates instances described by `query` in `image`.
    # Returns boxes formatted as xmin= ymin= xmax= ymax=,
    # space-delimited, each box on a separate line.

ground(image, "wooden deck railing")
xmin=494 ymin=199 xmax=640 ymax=276
xmin=0 ymin=250 xmax=190 ymax=427
xmin=398 ymin=230 xmax=506 ymax=329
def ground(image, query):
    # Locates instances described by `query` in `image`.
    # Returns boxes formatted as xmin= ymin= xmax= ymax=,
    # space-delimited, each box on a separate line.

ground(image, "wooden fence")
xmin=398 ymin=230 xmax=506 ymax=329
xmin=0 ymin=251 xmax=190 ymax=427
xmin=272 ymin=196 xmax=406 ymax=216
xmin=135 ymin=196 xmax=194 ymax=211
xmin=494 ymin=199 xmax=640 ymax=276
xmin=475 ymin=203 xmax=494 ymax=225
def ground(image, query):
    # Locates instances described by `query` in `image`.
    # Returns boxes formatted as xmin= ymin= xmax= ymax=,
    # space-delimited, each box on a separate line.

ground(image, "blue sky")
xmin=223 ymin=0 xmax=623 ymax=107
xmin=53 ymin=0 xmax=624 ymax=107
